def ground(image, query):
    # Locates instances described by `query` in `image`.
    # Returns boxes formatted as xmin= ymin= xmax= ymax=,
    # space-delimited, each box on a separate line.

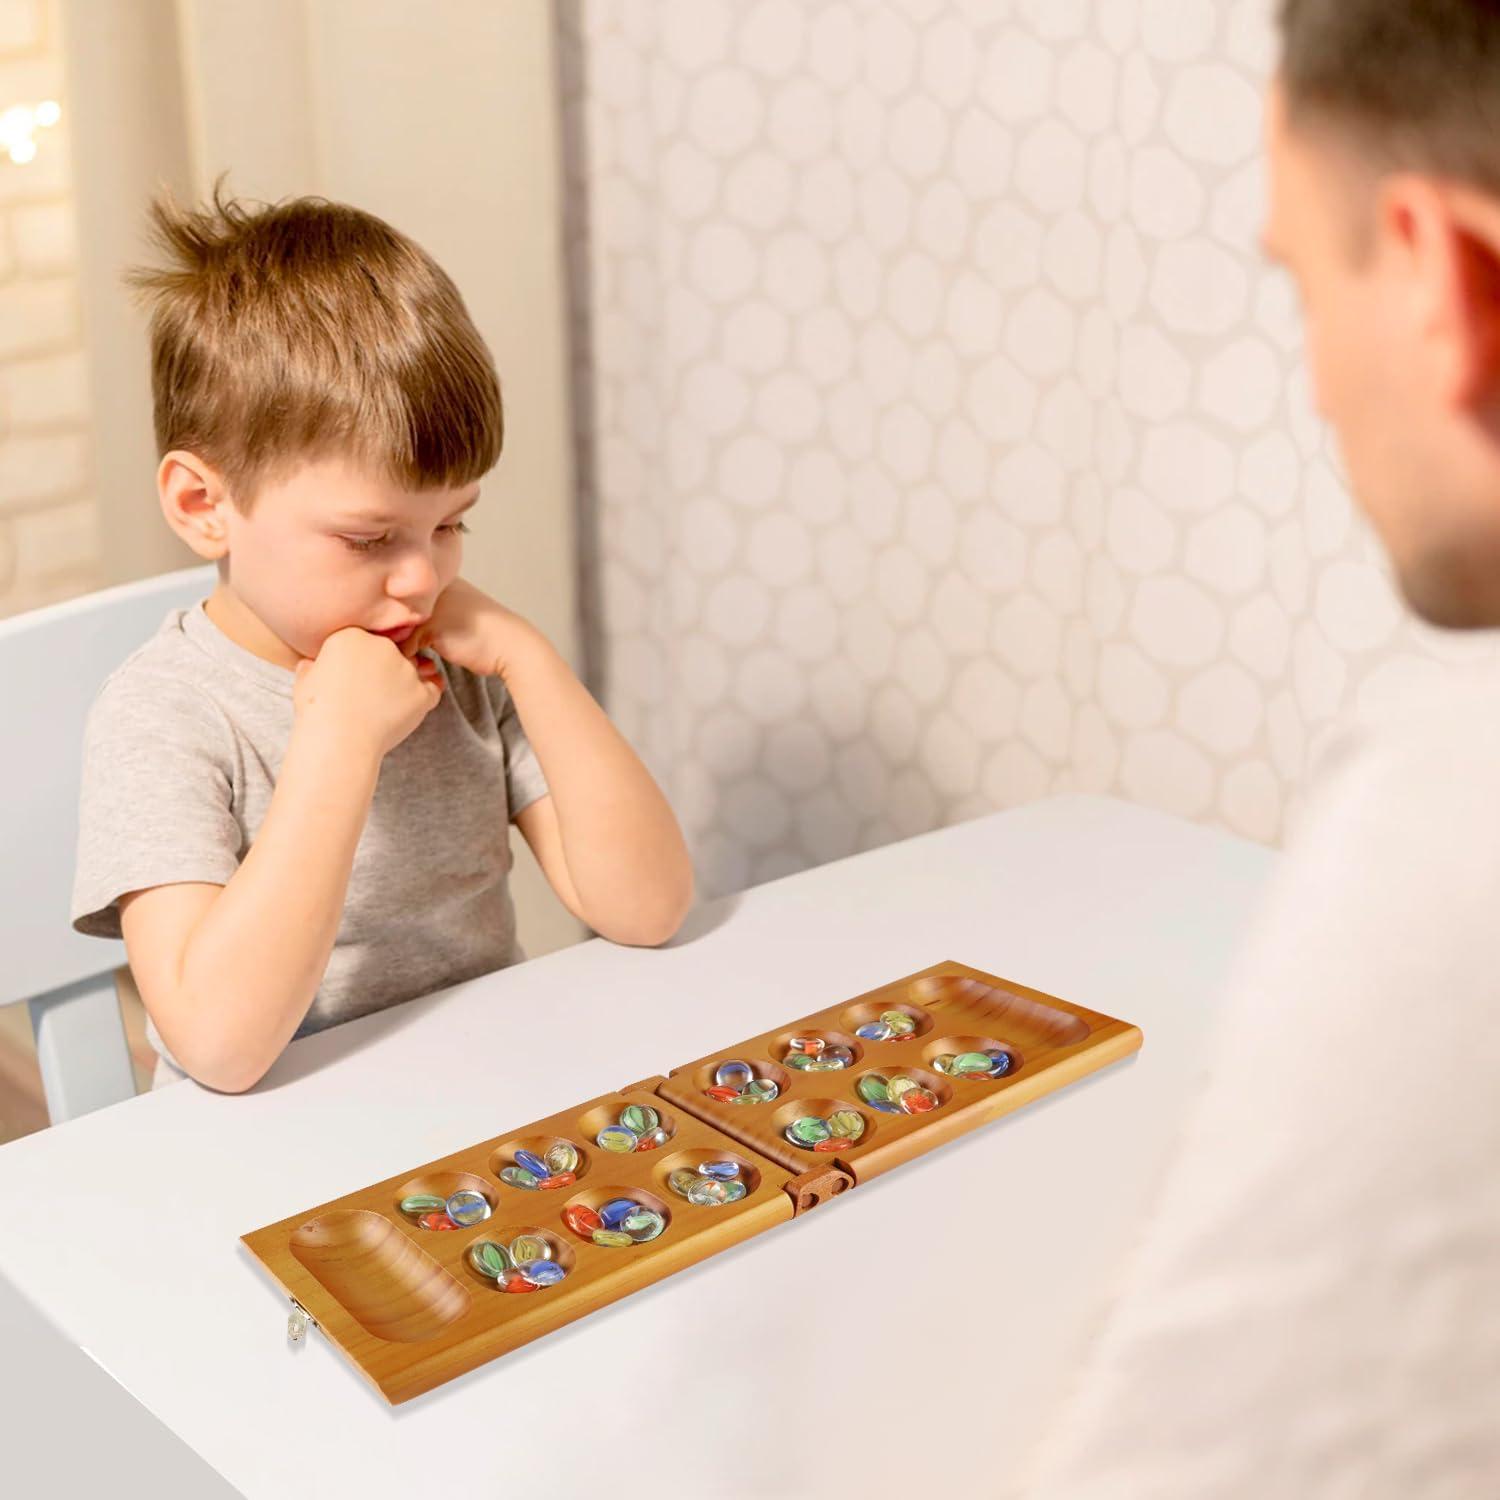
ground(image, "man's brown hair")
xmin=126 ymin=182 xmax=503 ymax=510
xmin=1280 ymin=0 xmax=1500 ymax=195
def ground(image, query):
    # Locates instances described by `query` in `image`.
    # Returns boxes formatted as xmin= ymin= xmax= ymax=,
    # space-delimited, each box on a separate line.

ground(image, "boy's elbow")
xmin=604 ymin=868 xmax=694 ymax=948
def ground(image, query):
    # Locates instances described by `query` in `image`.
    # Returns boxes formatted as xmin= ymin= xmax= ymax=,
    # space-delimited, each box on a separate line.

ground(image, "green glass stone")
xmin=722 ymin=1180 xmax=747 ymax=1202
xmin=469 ymin=1241 xmax=511 ymax=1279
xmin=857 ymin=1074 xmax=891 ymax=1105
xmin=500 ymin=1166 xmax=539 ymax=1190
xmin=509 ymin=1234 xmax=549 ymax=1266
xmin=827 ymin=1109 xmax=865 ymax=1141
xmin=591 ymin=1228 xmax=634 ymax=1248
xmin=668 ymin=1168 xmax=701 ymax=1197
xmin=399 ymin=1194 xmax=445 ymax=1215
xmin=789 ymin=1116 xmax=832 ymax=1146
xmin=786 ymin=1053 xmax=815 ymax=1070
xmin=953 ymin=1051 xmax=994 ymax=1075
xmin=728 ymin=1092 xmax=766 ymax=1105
xmin=744 ymin=1078 xmax=778 ymax=1099
xmin=805 ymin=1058 xmax=844 ymax=1071
xmin=620 ymin=1104 xmax=659 ymax=1135
xmin=545 ymin=1142 xmax=580 ymax=1175
xmin=622 ymin=1209 xmax=666 ymax=1242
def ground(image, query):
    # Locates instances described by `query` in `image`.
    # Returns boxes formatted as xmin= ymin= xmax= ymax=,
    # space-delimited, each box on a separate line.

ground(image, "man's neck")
xmin=202 ymin=584 xmax=301 ymax=671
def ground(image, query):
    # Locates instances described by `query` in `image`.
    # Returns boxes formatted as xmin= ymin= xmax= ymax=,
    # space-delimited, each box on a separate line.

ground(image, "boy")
xmin=70 ymin=187 xmax=694 ymax=1094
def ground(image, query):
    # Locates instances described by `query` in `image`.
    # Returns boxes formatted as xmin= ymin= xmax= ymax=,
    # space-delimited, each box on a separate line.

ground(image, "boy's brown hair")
xmin=126 ymin=181 xmax=503 ymax=511
xmin=1280 ymin=0 xmax=1500 ymax=195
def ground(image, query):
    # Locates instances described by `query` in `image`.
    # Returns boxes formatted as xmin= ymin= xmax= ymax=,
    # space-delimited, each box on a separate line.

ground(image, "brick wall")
xmin=0 ymin=0 xmax=102 ymax=620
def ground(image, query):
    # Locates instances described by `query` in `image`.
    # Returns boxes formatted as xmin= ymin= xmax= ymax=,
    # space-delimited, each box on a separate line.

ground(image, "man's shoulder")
xmin=88 ymin=612 xmax=236 ymax=745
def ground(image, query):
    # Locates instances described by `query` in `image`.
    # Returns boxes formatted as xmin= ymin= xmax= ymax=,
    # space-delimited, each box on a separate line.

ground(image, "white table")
xmin=0 ymin=797 xmax=1276 ymax=1499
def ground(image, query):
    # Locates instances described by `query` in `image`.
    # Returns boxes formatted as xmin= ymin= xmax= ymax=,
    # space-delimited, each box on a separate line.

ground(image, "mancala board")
xmin=241 ymin=960 xmax=1141 ymax=1403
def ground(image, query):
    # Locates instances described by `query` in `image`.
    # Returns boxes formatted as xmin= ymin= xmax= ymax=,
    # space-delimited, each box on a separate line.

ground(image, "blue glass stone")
xmin=856 ymin=1021 xmax=894 ymax=1041
xmin=699 ymin=1160 xmax=740 ymax=1181
xmin=520 ymin=1259 xmax=566 ymax=1287
xmin=514 ymin=1149 xmax=550 ymax=1178
xmin=599 ymin=1197 xmax=639 ymax=1230
xmin=987 ymin=1051 xmax=1013 ymax=1077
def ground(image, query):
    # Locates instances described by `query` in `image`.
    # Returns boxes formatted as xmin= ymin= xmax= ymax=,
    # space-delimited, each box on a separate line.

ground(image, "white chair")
xmin=0 ymin=565 xmax=216 ymax=1124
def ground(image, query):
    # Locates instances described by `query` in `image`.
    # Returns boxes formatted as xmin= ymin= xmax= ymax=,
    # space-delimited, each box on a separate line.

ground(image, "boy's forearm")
xmin=502 ymin=630 xmax=693 ymax=942
xmin=173 ymin=724 xmax=379 ymax=1091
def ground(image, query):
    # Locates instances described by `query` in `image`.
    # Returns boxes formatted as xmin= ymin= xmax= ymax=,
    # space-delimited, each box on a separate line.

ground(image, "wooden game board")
xmin=241 ymin=960 xmax=1142 ymax=1403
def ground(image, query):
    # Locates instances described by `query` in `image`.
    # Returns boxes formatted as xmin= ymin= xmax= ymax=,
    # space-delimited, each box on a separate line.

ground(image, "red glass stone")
xmin=814 ymin=1137 xmax=853 ymax=1153
xmin=502 ymin=1273 xmax=539 ymax=1293
xmin=538 ymin=1171 xmax=576 ymax=1190
xmin=563 ymin=1204 xmax=603 ymax=1236
xmin=418 ymin=1211 xmax=459 ymax=1231
xmin=705 ymin=1086 xmax=739 ymax=1102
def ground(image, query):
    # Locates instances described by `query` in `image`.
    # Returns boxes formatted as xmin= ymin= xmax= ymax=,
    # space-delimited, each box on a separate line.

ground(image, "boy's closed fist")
xmin=400 ymin=576 xmax=535 ymax=681
xmin=294 ymin=627 xmax=443 ymax=762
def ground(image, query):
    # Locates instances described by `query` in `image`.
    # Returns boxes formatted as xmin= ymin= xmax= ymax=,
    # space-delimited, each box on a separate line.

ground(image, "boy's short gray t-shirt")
xmin=71 ymin=602 xmax=550 ymax=1088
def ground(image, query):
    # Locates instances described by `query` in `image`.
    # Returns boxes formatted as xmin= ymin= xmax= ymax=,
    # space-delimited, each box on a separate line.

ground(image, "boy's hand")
xmin=401 ymin=576 xmax=537 ymax=680
xmin=294 ymin=626 xmax=443 ymax=761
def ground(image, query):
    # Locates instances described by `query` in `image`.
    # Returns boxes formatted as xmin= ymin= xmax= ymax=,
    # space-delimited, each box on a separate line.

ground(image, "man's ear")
xmin=1388 ymin=176 xmax=1500 ymax=414
xmin=159 ymin=450 xmax=231 ymax=560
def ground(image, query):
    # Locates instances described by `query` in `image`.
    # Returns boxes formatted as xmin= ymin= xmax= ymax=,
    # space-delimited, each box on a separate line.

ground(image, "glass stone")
xmin=514 ymin=1149 xmax=550 ymax=1178
xmin=509 ymin=1234 xmax=550 ymax=1266
xmin=886 ymin=1076 xmax=918 ymax=1105
xmin=502 ymin=1271 xmax=539 ymax=1293
xmin=987 ymin=1051 xmax=1013 ymax=1077
xmin=785 ymin=1054 xmax=815 ymax=1071
xmin=419 ymin=1211 xmax=459 ymax=1231
xmin=599 ymin=1197 xmax=639 ymax=1230
xmin=621 ymin=1104 xmax=659 ymax=1136
xmin=715 ymin=1060 xmax=754 ymax=1090
xmin=591 ymin=1229 xmax=634 ymax=1248
xmin=827 ymin=1109 xmax=865 ymax=1141
xmin=469 ymin=1241 xmax=511 ymax=1280
xmin=952 ymin=1052 xmax=994 ymax=1076
xmin=787 ymin=1035 xmax=825 ymax=1056
xmin=538 ymin=1171 xmax=576 ymax=1190
xmin=823 ymin=1045 xmax=854 ymax=1066
xmin=636 ymin=1127 xmax=669 ymax=1150
xmin=788 ymin=1116 xmax=832 ymax=1146
xmin=622 ymin=1209 xmax=666 ymax=1242
xmin=705 ymin=1086 xmax=740 ymax=1102
xmin=501 ymin=1166 xmax=539 ymax=1190
xmin=856 ymin=1021 xmax=893 ymax=1041
xmin=880 ymin=1010 xmax=917 ymax=1037
xmin=563 ymin=1203 xmax=603 ymax=1236
xmin=722 ymin=1180 xmax=747 ymax=1203
xmin=932 ymin=1054 xmax=957 ymax=1075
xmin=899 ymin=1086 xmax=939 ymax=1114
xmin=598 ymin=1125 xmax=639 ymax=1154
xmin=857 ymin=1073 xmax=891 ymax=1105
xmin=744 ymin=1078 xmax=779 ymax=1100
xmin=545 ymin=1142 xmax=581 ymax=1175
xmin=688 ymin=1178 xmax=729 ymax=1207
xmin=698 ymin=1160 xmax=740 ymax=1181
xmin=805 ymin=1059 xmax=844 ymax=1071
xmin=520 ymin=1259 xmax=566 ymax=1287
xmin=446 ymin=1190 xmax=491 ymax=1227
xmin=399 ymin=1194 xmax=446 ymax=1215
xmin=668 ymin=1168 xmax=701 ymax=1198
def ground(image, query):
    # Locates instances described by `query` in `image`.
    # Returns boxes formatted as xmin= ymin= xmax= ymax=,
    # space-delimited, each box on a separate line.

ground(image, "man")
xmin=1026 ymin=4 xmax=1500 ymax=1493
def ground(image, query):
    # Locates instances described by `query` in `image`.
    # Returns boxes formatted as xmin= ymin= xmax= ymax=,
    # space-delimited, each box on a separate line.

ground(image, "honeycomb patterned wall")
xmin=556 ymin=0 xmax=1500 ymax=901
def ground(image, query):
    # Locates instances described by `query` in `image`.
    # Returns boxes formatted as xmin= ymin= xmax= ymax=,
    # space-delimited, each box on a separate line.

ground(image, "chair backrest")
xmin=0 ymin=565 xmax=217 ymax=1009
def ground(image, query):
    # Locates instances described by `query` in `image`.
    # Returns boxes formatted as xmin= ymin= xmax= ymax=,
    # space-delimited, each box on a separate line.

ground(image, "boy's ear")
xmin=159 ymin=450 xmax=232 ymax=560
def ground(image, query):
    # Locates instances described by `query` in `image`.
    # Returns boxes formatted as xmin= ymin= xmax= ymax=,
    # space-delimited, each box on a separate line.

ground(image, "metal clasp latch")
xmin=287 ymin=1298 xmax=317 ymax=1344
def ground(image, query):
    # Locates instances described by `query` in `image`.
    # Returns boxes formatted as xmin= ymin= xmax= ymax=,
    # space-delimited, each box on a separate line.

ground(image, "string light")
xmin=1 ymin=100 xmax=61 ymax=166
